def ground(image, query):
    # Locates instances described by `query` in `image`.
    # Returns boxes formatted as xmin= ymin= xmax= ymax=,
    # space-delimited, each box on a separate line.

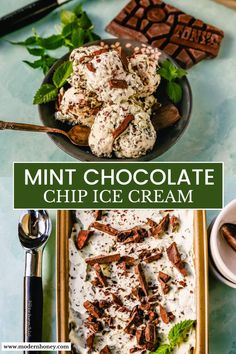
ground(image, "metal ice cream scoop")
xmin=18 ymin=210 xmax=52 ymax=347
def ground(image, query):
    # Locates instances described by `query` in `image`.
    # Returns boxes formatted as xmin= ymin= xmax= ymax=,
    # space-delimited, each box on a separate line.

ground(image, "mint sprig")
xmin=150 ymin=320 xmax=196 ymax=354
xmin=158 ymin=60 xmax=187 ymax=104
xmin=33 ymin=60 xmax=72 ymax=104
xmin=10 ymin=4 xmax=100 ymax=74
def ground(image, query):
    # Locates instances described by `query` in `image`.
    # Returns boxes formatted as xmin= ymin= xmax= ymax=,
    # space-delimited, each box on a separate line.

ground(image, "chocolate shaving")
xmin=92 ymin=48 xmax=109 ymax=57
xmin=134 ymin=263 xmax=149 ymax=296
xmin=117 ymin=226 xmax=148 ymax=244
xmin=84 ymin=300 xmax=102 ymax=319
xmin=85 ymin=320 xmax=103 ymax=333
xmin=93 ymin=263 xmax=108 ymax=287
xmin=99 ymin=345 xmax=111 ymax=354
xmin=86 ymin=333 xmax=95 ymax=349
xmin=94 ymin=210 xmax=103 ymax=221
xmin=111 ymin=293 xmax=123 ymax=306
xmin=77 ymin=230 xmax=94 ymax=250
xmin=86 ymin=62 xmax=96 ymax=72
xmin=220 ymin=223 xmax=236 ymax=252
xmin=112 ymin=114 xmax=134 ymax=140
xmin=86 ymin=253 xmax=121 ymax=265
xmin=170 ymin=215 xmax=180 ymax=232
xmin=149 ymin=214 xmax=170 ymax=238
xmin=91 ymin=222 xmax=118 ymax=236
xmin=166 ymin=242 xmax=188 ymax=276
xmin=120 ymin=255 xmax=136 ymax=265
xmin=159 ymin=305 xmax=175 ymax=324
xmin=159 ymin=279 xmax=170 ymax=295
xmin=132 ymin=287 xmax=145 ymax=301
xmin=108 ymin=79 xmax=128 ymax=89
xmin=143 ymin=252 xmax=162 ymax=264
xmin=145 ymin=323 xmax=158 ymax=350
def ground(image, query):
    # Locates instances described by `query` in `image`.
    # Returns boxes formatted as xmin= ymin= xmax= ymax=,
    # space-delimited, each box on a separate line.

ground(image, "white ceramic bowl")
xmin=210 ymin=199 xmax=236 ymax=284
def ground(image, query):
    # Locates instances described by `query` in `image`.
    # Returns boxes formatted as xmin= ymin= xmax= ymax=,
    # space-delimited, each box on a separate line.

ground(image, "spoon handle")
xmin=0 ymin=120 xmax=66 ymax=135
xmin=24 ymin=276 xmax=43 ymax=344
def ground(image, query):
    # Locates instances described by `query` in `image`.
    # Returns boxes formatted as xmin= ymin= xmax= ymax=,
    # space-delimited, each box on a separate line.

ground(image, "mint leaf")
xmin=71 ymin=27 xmax=85 ymax=47
xmin=168 ymin=320 xmax=196 ymax=347
xmin=151 ymin=344 xmax=172 ymax=354
xmin=33 ymin=84 xmax=58 ymax=104
xmin=52 ymin=61 xmax=73 ymax=88
xmin=60 ymin=10 xmax=77 ymax=24
xmin=78 ymin=11 xmax=92 ymax=29
xmin=73 ymin=4 xmax=83 ymax=16
xmin=37 ymin=34 xmax=64 ymax=50
xmin=159 ymin=60 xmax=187 ymax=81
xmin=27 ymin=47 xmax=45 ymax=56
xmin=166 ymin=81 xmax=183 ymax=103
xmin=10 ymin=36 xmax=37 ymax=46
xmin=23 ymin=59 xmax=44 ymax=69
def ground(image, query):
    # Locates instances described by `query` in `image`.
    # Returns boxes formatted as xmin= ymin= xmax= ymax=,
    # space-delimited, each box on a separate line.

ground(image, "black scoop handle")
xmin=24 ymin=276 xmax=43 ymax=353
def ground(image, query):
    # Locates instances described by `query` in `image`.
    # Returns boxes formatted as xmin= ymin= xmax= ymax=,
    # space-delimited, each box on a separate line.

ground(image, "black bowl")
xmin=39 ymin=38 xmax=192 ymax=161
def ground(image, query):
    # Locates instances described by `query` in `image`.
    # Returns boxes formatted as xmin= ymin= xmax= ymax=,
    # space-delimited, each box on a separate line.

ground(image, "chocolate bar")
xmin=106 ymin=0 xmax=224 ymax=68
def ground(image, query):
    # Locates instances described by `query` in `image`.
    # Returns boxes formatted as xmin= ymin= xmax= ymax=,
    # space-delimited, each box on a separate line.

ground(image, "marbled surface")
xmin=0 ymin=0 xmax=236 ymax=353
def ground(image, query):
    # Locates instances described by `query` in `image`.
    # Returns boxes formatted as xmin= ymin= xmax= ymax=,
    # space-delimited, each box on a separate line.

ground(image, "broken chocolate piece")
xmin=111 ymin=293 xmax=123 ymax=306
xmin=117 ymin=227 xmax=148 ymax=244
xmin=99 ymin=345 xmax=111 ymax=354
xmin=143 ymin=252 xmax=162 ymax=263
xmin=106 ymin=0 xmax=224 ymax=68
xmin=125 ymin=306 xmax=143 ymax=333
xmin=108 ymin=79 xmax=128 ymax=89
xmin=158 ymin=271 xmax=171 ymax=294
xmin=86 ymin=333 xmax=95 ymax=349
xmin=94 ymin=210 xmax=103 ymax=221
xmin=149 ymin=214 xmax=170 ymax=238
xmin=77 ymin=230 xmax=94 ymax=250
xmin=85 ymin=320 xmax=103 ymax=333
xmin=159 ymin=271 xmax=171 ymax=283
xmin=220 ymin=223 xmax=236 ymax=252
xmin=170 ymin=215 xmax=180 ymax=232
xmin=145 ymin=323 xmax=158 ymax=350
xmin=91 ymin=222 xmax=118 ymax=236
xmin=132 ymin=287 xmax=145 ymax=301
xmin=113 ymin=114 xmax=134 ymax=140
xmin=167 ymin=242 xmax=188 ymax=276
xmin=134 ymin=263 xmax=149 ymax=296
xmin=84 ymin=300 xmax=103 ymax=319
xmin=86 ymin=253 xmax=121 ymax=265
xmin=93 ymin=263 xmax=108 ymax=287
xmin=151 ymin=103 xmax=181 ymax=131
xmin=120 ymin=255 xmax=136 ymax=265
xmin=159 ymin=305 xmax=175 ymax=324
xmin=86 ymin=62 xmax=96 ymax=72
xmin=136 ymin=329 xmax=145 ymax=346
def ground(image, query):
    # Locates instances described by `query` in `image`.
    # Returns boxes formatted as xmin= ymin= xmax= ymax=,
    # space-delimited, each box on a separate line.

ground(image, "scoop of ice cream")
xmin=88 ymin=103 xmax=156 ymax=158
xmin=55 ymin=87 xmax=102 ymax=127
xmin=69 ymin=45 xmax=103 ymax=88
xmin=129 ymin=50 xmax=161 ymax=97
xmin=133 ymin=95 xmax=158 ymax=115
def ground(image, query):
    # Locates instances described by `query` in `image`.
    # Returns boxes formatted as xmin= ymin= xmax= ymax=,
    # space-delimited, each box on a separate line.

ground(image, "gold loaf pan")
xmin=57 ymin=210 xmax=208 ymax=354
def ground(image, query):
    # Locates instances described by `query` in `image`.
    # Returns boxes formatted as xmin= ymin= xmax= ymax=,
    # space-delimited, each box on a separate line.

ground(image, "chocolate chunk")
xmin=113 ymin=114 xmax=134 ymax=140
xmin=84 ymin=300 xmax=103 ymax=319
xmin=111 ymin=293 xmax=123 ymax=306
xmin=99 ymin=345 xmax=111 ymax=354
xmin=91 ymin=222 xmax=118 ymax=236
xmin=132 ymin=287 xmax=145 ymax=301
xmin=120 ymin=255 xmax=136 ymax=265
xmin=158 ymin=271 xmax=171 ymax=294
xmin=94 ymin=210 xmax=103 ymax=221
xmin=85 ymin=320 xmax=103 ymax=333
xmin=159 ymin=271 xmax=171 ymax=283
xmin=124 ymin=306 xmax=143 ymax=333
xmin=134 ymin=263 xmax=149 ymax=296
xmin=136 ymin=329 xmax=145 ymax=346
xmin=159 ymin=304 xmax=175 ymax=324
xmin=149 ymin=214 xmax=170 ymax=238
xmin=151 ymin=103 xmax=181 ymax=131
xmin=86 ymin=62 xmax=96 ymax=72
xmin=86 ymin=333 xmax=95 ymax=349
xmin=86 ymin=253 xmax=121 ymax=265
xmin=119 ymin=47 xmax=129 ymax=71
xmin=143 ymin=252 xmax=162 ymax=263
xmin=77 ymin=230 xmax=94 ymax=250
xmin=108 ymin=79 xmax=128 ymax=89
xmin=166 ymin=242 xmax=188 ymax=276
xmin=106 ymin=0 xmax=224 ymax=68
xmin=93 ymin=263 xmax=108 ymax=287
xmin=170 ymin=215 xmax=180 ymax=232
xmin=220 ymin=223 xmax=236 ymax=252
xmin=145 ymin=323 xmax=158 ymax=350
xmin=117 ymin=226 xmax=148 ymax=244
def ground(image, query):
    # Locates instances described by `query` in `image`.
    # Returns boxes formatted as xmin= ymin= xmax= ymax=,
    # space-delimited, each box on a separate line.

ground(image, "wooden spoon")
xmin=0 ymin=120 xmax=90 ymax=146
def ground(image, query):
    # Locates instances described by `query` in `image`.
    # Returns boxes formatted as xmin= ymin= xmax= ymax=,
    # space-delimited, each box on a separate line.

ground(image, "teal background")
xmin=0 ymin=0 xmax=236 ymax=353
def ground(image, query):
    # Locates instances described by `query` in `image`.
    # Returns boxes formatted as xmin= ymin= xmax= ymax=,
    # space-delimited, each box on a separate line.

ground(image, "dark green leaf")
xmin=62 ymin=22 xmax=76 ymax=38
xmin=168 ymin=320 xmax=196 ymax=347
xmin=78 ymin=11 xmax=92 ymax=29
xmin=159 ymin=60 xmax=187 ymax=81
xmin=52 ymin=61 xmax=73 ymax=88
xmin=150 ymin=344 xmax=172 ymax=354
xmin=33 ymin=84 xmax=58 ymax=104
xmin=10 ymin=36 xmax=37 ymax=46
xmin=158 ymin=66 xmax=172 ymax=81
xmin=71 ymin=27 xmax=85 ymax=48
xmin=73 ymin=3 xmax=83 ymax=16
xmin=90 ymin=31 xmax=100 ymax=41
xmin=60 ymin=10 xmax=77 ymax=24
xmin=166 ymin=81 xmax=183 ymax=103
xmin=23 ymin=59 xmax=44 ymax=69
xmin=37 ymin=34 xmax=64 ymax=50
xmin=27 ymin=47 xmax=45 ymax=56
